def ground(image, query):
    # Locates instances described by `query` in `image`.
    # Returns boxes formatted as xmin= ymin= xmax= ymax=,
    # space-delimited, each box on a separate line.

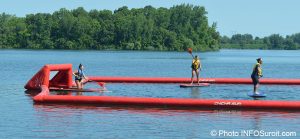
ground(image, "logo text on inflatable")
xmin=214 ymin=102 xmax=242 ymax=106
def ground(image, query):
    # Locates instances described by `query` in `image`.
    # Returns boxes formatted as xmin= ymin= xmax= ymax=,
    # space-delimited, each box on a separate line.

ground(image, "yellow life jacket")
xmin=252 ymin=63 xmax=262 ymax=76
xmin=191 ymin=58 xmax=200 ymax=70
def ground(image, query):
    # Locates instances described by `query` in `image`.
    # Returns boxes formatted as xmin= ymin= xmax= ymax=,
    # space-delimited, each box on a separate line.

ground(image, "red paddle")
xmin=83 ymin=79 xmax=106 ymax=88
xmin=89 ymin=80 xmax=107 ymax=90
xmin=95 ymin=82 xmax=106 ymax=88
xmin=96 ymin=82 xmax=107 ymax=90
xmin=187 ymin=48 xmax=194 ymax=58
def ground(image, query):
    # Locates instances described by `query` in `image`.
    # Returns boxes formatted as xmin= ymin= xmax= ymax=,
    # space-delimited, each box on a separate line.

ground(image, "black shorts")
xmin=251 ymin=75 xmax=259 ymax=85
xmin=191 ymin=66 xmax=198 ymax=71
xmin=75 ymin=77 xmax=82 ymax=82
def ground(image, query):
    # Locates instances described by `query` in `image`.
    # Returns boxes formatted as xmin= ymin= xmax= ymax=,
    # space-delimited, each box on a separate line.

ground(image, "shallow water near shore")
xmin=1 ymin=49 xmax=300 ymax=138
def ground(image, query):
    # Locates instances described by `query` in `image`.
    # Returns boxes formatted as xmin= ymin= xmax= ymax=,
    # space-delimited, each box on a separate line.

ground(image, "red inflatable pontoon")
xmin=34 ymin=85 xmax=300 ymax=111
xmin=25 ymin=64 xmax=300 ymax=111
xmin=88 ymin=76 xmax=300 ymax=85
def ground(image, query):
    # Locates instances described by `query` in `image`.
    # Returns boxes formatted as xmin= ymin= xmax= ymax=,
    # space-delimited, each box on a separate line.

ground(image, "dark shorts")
xmin=192 ymin=68 xmax=198 ymax=71
xmin=191 ymin=66 xmax=198 ymax=71
xmin=75 ymin=77 xmax=82 ymax=82
xmin=251 ymin=75 xmax=259 ymax=85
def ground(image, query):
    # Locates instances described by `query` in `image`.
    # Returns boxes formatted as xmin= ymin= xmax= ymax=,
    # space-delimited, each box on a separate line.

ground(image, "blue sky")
xmin=1 ymin=0 xmax=299 ymax=37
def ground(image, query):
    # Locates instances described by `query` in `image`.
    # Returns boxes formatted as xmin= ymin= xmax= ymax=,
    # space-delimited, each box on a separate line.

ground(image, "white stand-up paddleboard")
xmin=180 ymin=83 xmax=210 ymax=88
xmin=248 ymin=92 xmax=266 ymax=98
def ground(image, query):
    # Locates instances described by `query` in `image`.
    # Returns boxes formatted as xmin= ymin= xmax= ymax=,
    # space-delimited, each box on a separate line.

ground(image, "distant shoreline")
xmin=1 ymin=48 xmax=300 ymax=52
xmin=1 ymin=5 xmax=299 ymax=51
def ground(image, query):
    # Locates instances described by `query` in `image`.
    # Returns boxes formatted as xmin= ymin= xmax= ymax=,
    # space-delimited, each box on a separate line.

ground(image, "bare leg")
xmin=255 ymin=84 xmax=259 ymax=94
xmin=75 ymin=80 xmax=81 ymax=89
xmin=80 ymin=81 xmax=84 ymax=89
xmin=254 ymin=84 xmax=260 ymax=94
xmin=196 ymin=70 xmax=200 ymax=84
xmin=191 ymin=70 xmax=195 ymax=84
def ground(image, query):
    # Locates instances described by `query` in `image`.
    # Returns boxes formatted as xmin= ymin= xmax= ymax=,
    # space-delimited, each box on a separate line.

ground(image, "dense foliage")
xmin=221 ymin=33 xmax=300 ymax=50
xmin=0 ymin=4 xmax=220 ymax=51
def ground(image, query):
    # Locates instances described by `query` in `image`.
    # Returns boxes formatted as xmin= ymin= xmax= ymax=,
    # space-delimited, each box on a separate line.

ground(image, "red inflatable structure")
xmin=88 ymin=76 xmax=300 ymax=85
xmin=25 ymin=64 xmax=300 ymax=111
xmin=34 ymin=85 xmax=300 ymax=111
xmin=24 ymin=64 xmax=73 ymax=90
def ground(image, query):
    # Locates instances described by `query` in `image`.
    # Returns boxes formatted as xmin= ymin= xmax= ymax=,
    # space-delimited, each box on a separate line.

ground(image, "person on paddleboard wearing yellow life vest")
xmin=73 ymin=64 xmax=88 ymax=89
xmin=191 ymin=55 xmax=202 ymax=84
xmin=251 ymin=58 xmax=263 ymax=94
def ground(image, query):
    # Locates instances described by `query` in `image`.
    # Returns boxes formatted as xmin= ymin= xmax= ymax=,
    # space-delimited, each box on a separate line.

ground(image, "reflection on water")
xmin=31 ymin=104 xmax=300 ymax=138
xmin=190 ymin=87 xmax=201 ymax=98
xmin=24 ymin=90 xmax=41 ymax=97
xmin=33 ymin=103 xmax=300 ymax=118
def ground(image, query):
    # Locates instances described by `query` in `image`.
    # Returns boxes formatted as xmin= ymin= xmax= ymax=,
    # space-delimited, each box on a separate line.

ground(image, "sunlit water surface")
xmin=1 ymin=49 xmax=300 ymax=138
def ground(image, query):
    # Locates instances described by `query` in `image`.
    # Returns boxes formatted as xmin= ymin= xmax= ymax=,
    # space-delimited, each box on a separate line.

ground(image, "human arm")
xmin=257 ymin=65 xmax=263 ymax=77
xmin=82 ymin=71 xmax=89 ymax=80
xmin=73 ymin=71 xmax=79 ymax=77
xmin=198 ymin=60 xmax=202 ymax=71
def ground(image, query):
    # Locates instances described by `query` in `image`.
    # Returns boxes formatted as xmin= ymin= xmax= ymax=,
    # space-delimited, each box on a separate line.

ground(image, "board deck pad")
xmin=49 ymin=87 xmax=107 ymax=92
xmin=180 ymin=83 xmax=210 ymax=88
xmin=248 ymin=92 xmax=266 ymax=97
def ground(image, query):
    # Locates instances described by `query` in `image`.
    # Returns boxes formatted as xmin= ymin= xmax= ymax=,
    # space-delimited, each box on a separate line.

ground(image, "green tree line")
xmin=221 ymin=33 xmax=300 ymax=50
xmin=0 ymin=4 xmax=220 ymax=51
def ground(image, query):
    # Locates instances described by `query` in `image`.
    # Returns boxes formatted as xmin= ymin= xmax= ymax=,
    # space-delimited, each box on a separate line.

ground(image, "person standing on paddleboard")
xmin=191 ymin=55 xmax=202 ymax=84
xmin=73 ymin=64 xmax=88 ymax=89
xmin=251 ymin=58 xmax=263 ymax=94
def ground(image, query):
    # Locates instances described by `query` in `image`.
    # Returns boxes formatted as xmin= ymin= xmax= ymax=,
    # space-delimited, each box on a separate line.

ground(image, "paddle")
xmin=78 ymin=77 xmax=106 ymax=88
xmin=94 ymin=81 xmax=107 ymax=90
xmin=73 ymin=71 xmax=106 ymax=89
xmin=88 ymin=80 xmax=106 ymax=88
xmin=187 ymin=48 xmax=194 ymax=58
xmin=82 ymin=80 xmax=107 ymax=91
xmin=94 ymin=81 xmax=106 ymax=88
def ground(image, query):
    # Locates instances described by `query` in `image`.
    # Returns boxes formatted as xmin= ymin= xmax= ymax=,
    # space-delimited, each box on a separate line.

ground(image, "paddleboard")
xmin=248 ymin=92 xmax=266 ymax=98
xmin=180 ymin=83 xmax=210 ymax=88
xmin=49 ymin=87 xmax=109 ymax=92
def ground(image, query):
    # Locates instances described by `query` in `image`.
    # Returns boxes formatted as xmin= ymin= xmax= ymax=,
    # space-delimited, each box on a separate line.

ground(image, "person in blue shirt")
xmin=73 ymin=64 xmax=88 ymax=89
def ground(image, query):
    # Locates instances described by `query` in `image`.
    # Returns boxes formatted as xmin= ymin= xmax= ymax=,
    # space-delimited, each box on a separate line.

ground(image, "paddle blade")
xmin=187 ymin=48 xmax=193 ymax=54
xmin=96 ymin=82 xmax=106 ymax=87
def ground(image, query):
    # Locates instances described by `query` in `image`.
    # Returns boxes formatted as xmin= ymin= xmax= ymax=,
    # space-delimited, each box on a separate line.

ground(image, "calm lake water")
xmin=1 ymin=49 xmax=300 ymax=138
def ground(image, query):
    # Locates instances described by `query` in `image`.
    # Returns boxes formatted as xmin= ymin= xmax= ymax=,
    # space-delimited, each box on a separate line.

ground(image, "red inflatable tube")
xmin=34 ymin=86 xmax=300 ymax=111
xmin=88 ymin=76 xmax=300 ymax=85
xmin=24 ymin=64 xmax=73 ymax=90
